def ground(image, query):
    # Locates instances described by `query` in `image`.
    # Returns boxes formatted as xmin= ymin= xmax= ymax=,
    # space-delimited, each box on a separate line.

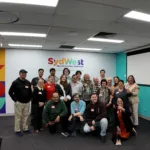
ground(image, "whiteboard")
xmin=127 ymin=52 xmax=150 ymax=85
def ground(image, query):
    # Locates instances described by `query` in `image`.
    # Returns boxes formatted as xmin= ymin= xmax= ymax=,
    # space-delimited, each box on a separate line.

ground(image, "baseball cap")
xmin=19 ymin=69 xmax=28 ymax=73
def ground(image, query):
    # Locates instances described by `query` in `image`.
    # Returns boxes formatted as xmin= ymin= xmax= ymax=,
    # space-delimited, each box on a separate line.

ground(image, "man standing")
xmin=61 ymin=93 xmax=86 ymax=137
xmin=92 ymin=77 xmax=100 ymax=94
xmin=99 ymin=69 xmax=106 ymax=83
xmin=43 ymin=92 xmax=68 ymax=134
xmin=47 ymin=68 xmax=59 ymax=83
xmin=75 ymin=70 xmax=82 ymax=82
xmin=9 ymin=69 xmax=32 ymax=137
xmin=31 ymin=68 xmax=46 ymax=91
xmin=83 ymin=93 xmax=108 ymax=143
xmin=70 ymin=74 xmax=83 ymax=97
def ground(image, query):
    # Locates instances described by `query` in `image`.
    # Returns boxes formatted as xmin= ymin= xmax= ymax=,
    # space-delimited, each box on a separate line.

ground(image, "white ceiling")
xmin=0 ymin=0 xmax=150 ymax=53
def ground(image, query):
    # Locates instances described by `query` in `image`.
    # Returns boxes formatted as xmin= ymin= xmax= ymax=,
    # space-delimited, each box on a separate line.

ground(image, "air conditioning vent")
xmin=59 ymin=45 xmax=75 ymax=49
xmin=94 ymin=32 xmax=116 ymax=38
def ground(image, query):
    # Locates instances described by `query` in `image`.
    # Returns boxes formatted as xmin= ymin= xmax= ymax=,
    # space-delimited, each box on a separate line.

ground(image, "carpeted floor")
xmin=0 ymin=116 xmax=150 ymax=150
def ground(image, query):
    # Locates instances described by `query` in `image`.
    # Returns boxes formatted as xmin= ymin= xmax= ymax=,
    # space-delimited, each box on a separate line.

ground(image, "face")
xmin=48 ymin=76 xmax=54 ymax=83
xmin=114 ymin=77 xmax=119 ymax=84
xmin=72 ymin=75 xmax=77 ymax=83
xmin=64 ymin=69 xmax=69 ymax=76
xmin=74 ymin=95 xmax=80 ymax=102
xmin=84 ymin=74 xmax=90 ymax=81
xmin=118 ymin=81 xmax=124 ymax=89
xmin=52 ymin=93 xmax=59 ymax=102
xmin=38 ymin=70 xmax=44 ymax=77
xmin=38 ymin=80 xmax=44 ymax=88
xmin=100 ymin=71 xmax=105 ymax=77
xmin=76 ymin=73 xmax=81 ymax=79
xmin=91 ymin=94 xmax=98 ymax=104
xmin=61 ymin=75 xmax=66 ymax=82
xmin=101 ymin=81 xmax=107 ymax=88
xmin=93 ymin=78 xmax=99 ymax=85
xmin=19 ymin=73 xmax=27 ymax=79
xmin=107 ymin=79 xmax=112 ymax=85
xmin=117 ymin=98 xmax=123 ymax=107
xmin=50 ymin=70 xmax=55 ymax=76
xmin=128 ymin=76 xmax=134 ymax=84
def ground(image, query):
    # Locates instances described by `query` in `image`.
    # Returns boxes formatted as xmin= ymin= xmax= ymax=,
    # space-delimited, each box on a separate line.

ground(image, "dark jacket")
xmin=9 ymin=78 xmax=32 ymax=103
xmin=114 ymin=107 xmax=133 ymax=132
xmin=113 ymin=88 xmax=130 ymax=108
xmin=43 ymin=100 xmax=68 ymax=123
xmin=85 ymin=101 xmax=107 ymax=126
xmin=32 ymin=87 xmax=46 ymax=105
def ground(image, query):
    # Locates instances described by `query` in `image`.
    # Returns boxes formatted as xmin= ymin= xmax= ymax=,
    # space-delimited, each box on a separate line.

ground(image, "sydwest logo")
xmin=48 ymin=58 xmax=84 ymax=67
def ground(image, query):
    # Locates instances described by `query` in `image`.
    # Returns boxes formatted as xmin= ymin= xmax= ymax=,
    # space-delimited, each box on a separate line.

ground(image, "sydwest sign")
xmin=48 ymin=57 xmax=84 ymax=67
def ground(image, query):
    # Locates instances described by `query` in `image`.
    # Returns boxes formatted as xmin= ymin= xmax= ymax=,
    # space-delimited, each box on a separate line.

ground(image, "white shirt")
xmin=70 ymin=81 xmax=83 ymax=96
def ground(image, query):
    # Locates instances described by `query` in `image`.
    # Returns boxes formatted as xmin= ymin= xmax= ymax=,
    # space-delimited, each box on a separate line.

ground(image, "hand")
xmin=48 ymin=121 xmax=55 ymax=126
xmin=92 ymin=120 xmax=95 ymax=125
xmin=68 ymin=115 xmax=73 ymax=121
xmin=55 ymin=115 xmax=60 ymax=123
xmin=64 ymin=97 xmax=68 ymax=102
xmin=126 ymin=89 xmax=131 ymax=93
xmin=113 ymin=104 xmax=116 ymax=109
xmin=106 ymin=103 xmax=111 ymax=107
xmin=79 ymin=116 xmax=84 ymax=122
xmin=90 ymin=126 xmax=95 ymax=131
xmin=117 ymin=126 xmax=121 ymax=134
xmin=118 ymin=106 xmax=125 ymax=111
xmin=39 ymin=102 xmax=44 ymax=107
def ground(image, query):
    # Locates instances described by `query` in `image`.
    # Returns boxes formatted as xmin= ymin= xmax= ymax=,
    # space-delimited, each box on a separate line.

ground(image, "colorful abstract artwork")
xmin=0 ymin=49 xmax=6 ymax=113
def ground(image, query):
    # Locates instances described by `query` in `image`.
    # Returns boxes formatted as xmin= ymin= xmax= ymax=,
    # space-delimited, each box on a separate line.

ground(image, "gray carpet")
xmin=0 ymin=116 xmax=150 ymax=150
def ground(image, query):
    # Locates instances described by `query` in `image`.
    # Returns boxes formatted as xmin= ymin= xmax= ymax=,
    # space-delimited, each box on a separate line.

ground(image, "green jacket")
xmin=43 ymin=100 xmax=67 ymax=124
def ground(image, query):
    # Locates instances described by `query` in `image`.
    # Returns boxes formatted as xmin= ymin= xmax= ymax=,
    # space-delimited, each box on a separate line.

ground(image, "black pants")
xmin=31 ymin=104 xmax=44 ymax=130
xmin=0 ymin=137 xmax=2 ymax=150
xmin=48 ymin=116 xmax=67 ymax=134
xmin=68 ymin=117 xmax=84 ymax=133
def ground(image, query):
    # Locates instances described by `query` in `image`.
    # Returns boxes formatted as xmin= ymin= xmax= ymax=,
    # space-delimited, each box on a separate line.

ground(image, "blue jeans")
xmin=83 ymin=118 xmax=108 ymax=136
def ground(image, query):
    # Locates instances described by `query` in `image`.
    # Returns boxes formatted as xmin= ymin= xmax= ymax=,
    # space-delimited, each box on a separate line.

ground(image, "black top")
xmin=85 ymin=102 xmax=107 ymax=126
xmin=32 ymin=87 xmax=46 ymax=105
xmin=114 ymin=107 xmax=133 ymax=132
xmin=9 ymin=78 xmax=32 ymax=103
xmin=31 ymin=77 xmax=46 ymax=89
xmin=57 ymin=84 xmax=72 ymax=97
xmin=113 ymin=88 xmax=130 ymax=108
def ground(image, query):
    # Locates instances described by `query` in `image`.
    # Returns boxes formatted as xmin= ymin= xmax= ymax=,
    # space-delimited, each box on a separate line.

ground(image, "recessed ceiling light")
xmin=0 ymin=0 xmax=59 ymax=7
xmin=124 ymin=10 xmax=150 ymax=22
xmin=74 ymin=47 xmax=102 ymax=51
xmin=0 ymin=32 xmax=46 ymax=37
xmin=8 ymin=44 xmax=42 ymax=48
xmin=88 ymin=37 xmax=124 ymax=43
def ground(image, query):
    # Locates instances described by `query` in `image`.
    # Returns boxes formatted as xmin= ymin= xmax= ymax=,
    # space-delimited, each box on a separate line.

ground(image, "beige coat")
xmin=125 ymin=83 xmax=139 ymax=104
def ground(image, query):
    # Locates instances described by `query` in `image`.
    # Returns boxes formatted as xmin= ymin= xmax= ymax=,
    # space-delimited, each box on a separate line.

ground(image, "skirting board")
xmin=139 ymin=114 xmax=150 ymax=121
xmin=0 ymin=113 xmax=14 ymax=116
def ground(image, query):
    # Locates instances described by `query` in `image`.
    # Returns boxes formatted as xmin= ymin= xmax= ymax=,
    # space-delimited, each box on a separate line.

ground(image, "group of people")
xmin=8 ymin=68 xmax=139 ymax=145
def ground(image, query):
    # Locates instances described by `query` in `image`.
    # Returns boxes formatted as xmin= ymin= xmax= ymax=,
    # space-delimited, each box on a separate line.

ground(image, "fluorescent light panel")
xmin=0 ymin=32 xmax=46 ymax=37
xmin=8 ymin=44 xmax=42 ymax=48
xmin=124 ymin=10 xmax=150 ymax=22
xmin=74 ymin=47 xmax=102 ymax=51
xmin=88 ymin=37 xmax=124 ymax=43
xmin=0 ymin=0 xmax=59 ymax=7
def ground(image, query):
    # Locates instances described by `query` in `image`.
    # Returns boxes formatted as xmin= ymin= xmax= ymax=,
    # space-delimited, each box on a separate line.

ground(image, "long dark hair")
xmin=60 ymin=74 xmax=68 ymax=90
xmin=127 ymin=75 xmax=136 ymax=83
xmin=113 ymin=76 xmax=120 ymax=87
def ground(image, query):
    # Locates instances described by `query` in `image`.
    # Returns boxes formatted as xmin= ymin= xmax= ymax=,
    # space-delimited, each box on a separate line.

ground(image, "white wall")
xmin=6 ymin=49 xmax=116 ymax=114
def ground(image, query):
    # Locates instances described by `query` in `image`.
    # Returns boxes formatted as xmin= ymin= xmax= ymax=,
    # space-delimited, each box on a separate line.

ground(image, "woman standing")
xmin=57 ymin=75 xmax=72 ymax=114
xmin=113 ymin=80 xmax=130 ymax=108
xmin=63 ymin=68 xmax=72 ymax=83
xmin=112 ymin=76 xmax=120 ymax=94
xmin=32 ymin=79 xmax=46 ymax=133
xmin=125 ymin=75 xmax=139 ymax=127
xmin=44 ymin=75 xmax=56 ymax=101
xmin=112 ymin=97 xmax=136 ymax=146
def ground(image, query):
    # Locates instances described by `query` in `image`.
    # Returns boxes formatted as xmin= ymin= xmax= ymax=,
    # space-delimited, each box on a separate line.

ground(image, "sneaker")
xmin=61 ymin=132 xmax=70 ymax=137
xmin=16 ymin=131 xmax=23 ymax=137
xmin=132 ymin=128 xmax=137 ymax=136
xmin=101 ymin=136 xmax=106 ymax=143
xmin=23 ymin=130 xmax=32 ymax=134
